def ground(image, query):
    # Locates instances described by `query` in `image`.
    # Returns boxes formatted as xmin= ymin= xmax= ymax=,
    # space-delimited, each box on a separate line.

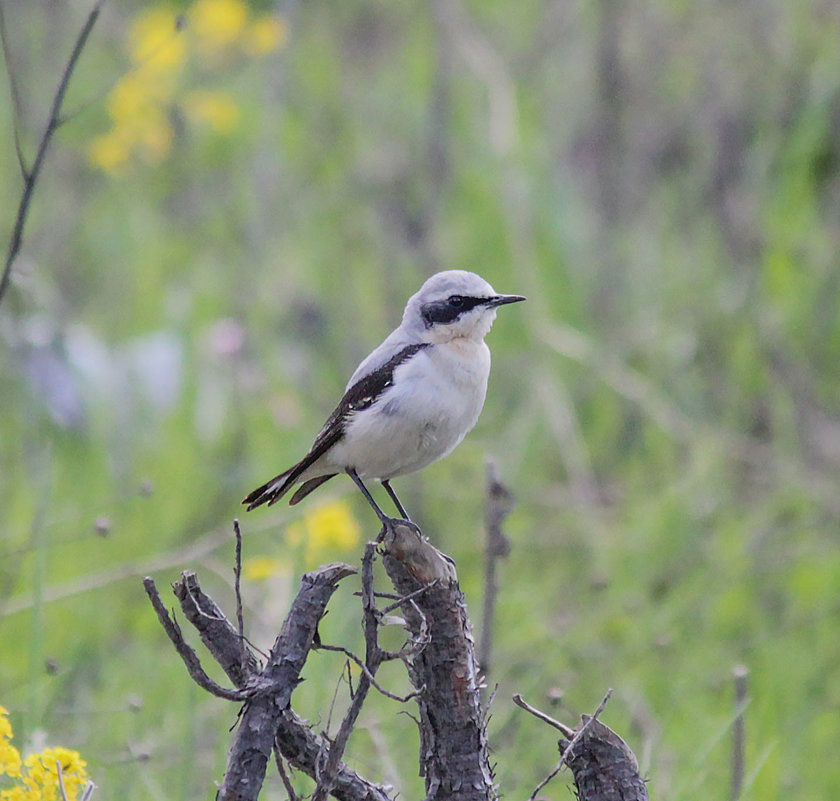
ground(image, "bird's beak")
xmin=487 ymin=294 xmax=526 ymax=307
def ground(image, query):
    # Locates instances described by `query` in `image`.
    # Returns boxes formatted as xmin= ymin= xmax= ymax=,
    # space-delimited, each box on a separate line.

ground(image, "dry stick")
xmin=732 ymin=665 xmax=748 ymax=801
xmin=274 ymin=748 xmax=300 ymax=801
xmin=217 ymin=562 xmax=356 ymax=801
xmin=512 ymin=693 xmax=576 ymax=739
xmin=479 ymin=460 xmax=515 ymax=699
xmin=311 ymin=543 xmax=384 ymax=801
xmin=79 ymin=781 xmax=97 ymax=801
xmin=56 ymin=761 xmax=68 ymax=801
xmin=232 ymin=519 xmax=247 ymax=677
xmin=143 ymin=577 xmax=247 ymax=702
xmin=317 ymin=643 xmax=421 ymax=704
xmin=0 ymin=2 xmax=27 ymax=176
xmin=526 ymin=689 xmax=613 ymax=801
xmin=170 ymin=572 xmax=393 ymax=801
xmin=0 ymin=0 xmax=106 ymax=306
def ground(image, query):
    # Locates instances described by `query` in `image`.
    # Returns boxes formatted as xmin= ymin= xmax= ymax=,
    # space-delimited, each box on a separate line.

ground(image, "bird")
xmin=243 ymin=270 xmax=525 ymax=524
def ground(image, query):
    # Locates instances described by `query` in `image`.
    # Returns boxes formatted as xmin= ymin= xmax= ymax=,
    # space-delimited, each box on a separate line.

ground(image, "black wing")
xmin=243 ymin=342 xmax=430 ymax=510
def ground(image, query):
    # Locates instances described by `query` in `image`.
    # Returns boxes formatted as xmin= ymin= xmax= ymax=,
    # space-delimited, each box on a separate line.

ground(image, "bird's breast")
xmin=333 ymin=340 xmax=491 ymax=479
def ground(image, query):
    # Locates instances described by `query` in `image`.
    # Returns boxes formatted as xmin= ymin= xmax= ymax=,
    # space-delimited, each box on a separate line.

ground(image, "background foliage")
xmin=2 ymin=0 xmax=840 ymax=799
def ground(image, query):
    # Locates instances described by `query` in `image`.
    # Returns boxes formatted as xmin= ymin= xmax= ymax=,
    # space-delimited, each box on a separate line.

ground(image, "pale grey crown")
xmin=401 ymin=270 xmax=497 ymax=332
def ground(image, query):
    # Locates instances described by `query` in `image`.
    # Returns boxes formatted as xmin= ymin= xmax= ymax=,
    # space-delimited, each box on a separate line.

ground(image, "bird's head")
xmin=403 ymin=270 xmax=525 ymax=344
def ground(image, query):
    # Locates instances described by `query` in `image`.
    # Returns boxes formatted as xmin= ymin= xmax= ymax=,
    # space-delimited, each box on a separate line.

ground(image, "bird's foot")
xmin=376 ymin=516 xmax=422 ymax=545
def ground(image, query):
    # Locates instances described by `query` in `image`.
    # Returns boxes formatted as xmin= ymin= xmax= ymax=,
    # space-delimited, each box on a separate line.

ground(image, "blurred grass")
xmin=2 ymin=0 xmax=840 ymax=799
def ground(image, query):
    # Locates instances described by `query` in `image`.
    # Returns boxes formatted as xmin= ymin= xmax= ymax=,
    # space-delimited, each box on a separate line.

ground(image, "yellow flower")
xmin=301 ymin=500 xmax=362 ymax=566
xmin=88 ymin=132 xmax=132 ymax=174
xmin=0 ymin=741 xmax=22 ymax=779
xmin=134 ymin=110 xmax=174 ymax=162
xmin=0 ymin=787 xmax=38 ymax=801
xmin=129 ymin=6 xmax=186 ymax=72
xmin=107 ymin=73 xmax=169 ymax=127
xmin=190 ymin=0 xmax=248 ymax=55
xmin=244 ymin=16 xmax=286 ymax=56
xmin=242 ymin=556 xmax=290 ymax=582
xmin=0 ymin=708 xmax=21 ymax=779
xmin=183 ymin=90 xmax=240 ymax=134
xmin=21 ymin=747 xmax=88 ymax=801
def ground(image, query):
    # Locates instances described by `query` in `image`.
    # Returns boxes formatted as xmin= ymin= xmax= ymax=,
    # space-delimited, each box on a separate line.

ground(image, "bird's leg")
xmin=381 ymin=480 xmax=411 ymax=521
xmin=346 ymin=468 xmax=392 ymax=526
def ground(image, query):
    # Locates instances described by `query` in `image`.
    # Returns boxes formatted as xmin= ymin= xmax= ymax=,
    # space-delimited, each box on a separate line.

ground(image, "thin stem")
xmin=0 ymin=0 xmax=106 ymax=307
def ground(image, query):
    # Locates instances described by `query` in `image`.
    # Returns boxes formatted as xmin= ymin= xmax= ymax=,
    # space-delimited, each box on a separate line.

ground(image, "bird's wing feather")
xmin=243 ymin=342 xmax=431 ymax=510
xmin=345 ymin=331 xmax=418 ymax=389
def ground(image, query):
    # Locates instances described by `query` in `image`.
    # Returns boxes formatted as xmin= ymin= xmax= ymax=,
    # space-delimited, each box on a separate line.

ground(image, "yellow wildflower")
xmin=107 ymin=72 xmax=170 ymax=127
xmin=302 ymin=500 xmax=362 ymax=566
xmin=183 ymin=90 xmax=240 ymax=134
xmin=244 ymin=16 xmax=286 ymax=56
xmin=88 ymin=132 xmax=132 ymax=175
xmin=190 ymin=0 xmax=248 ymax=55
xmin=134 ymin=110 xmax=174 ymax=162
xmin=128 ymin=6 xmax=186 ymax=72
xmin=0 ymin=710 xmax=89 ymax=801
xmin=242 ymin=555 xmax=290 ymax=582
xmin=0 ymin=787 xmax=37 ymax=801
xmin=20 ymin=747 xmax=88 ymax=801
xmin=0 ymin=707 xmax=21 ymax=779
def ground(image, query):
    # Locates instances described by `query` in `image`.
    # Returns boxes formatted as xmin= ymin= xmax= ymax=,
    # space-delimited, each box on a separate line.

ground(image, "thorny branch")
xmin=0 ymin=0 xmax=106 ymax=307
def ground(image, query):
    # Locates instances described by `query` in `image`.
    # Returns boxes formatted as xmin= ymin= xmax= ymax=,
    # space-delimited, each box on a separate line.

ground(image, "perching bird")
xmin=243 ymin=270 xmax=524 ymax=523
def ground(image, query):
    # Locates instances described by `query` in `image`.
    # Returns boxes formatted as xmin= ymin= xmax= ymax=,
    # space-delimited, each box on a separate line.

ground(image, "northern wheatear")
xmin=243 ymin=270 xmax=524 ymax=523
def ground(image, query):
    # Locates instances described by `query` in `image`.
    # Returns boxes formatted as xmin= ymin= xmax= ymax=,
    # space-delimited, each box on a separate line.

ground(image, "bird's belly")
xmin=331 ymin=377 xmax=485 ymax=479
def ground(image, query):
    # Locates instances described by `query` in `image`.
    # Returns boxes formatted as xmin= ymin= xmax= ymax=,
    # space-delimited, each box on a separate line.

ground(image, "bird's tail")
xmin=243 ymin=467 xmax=338 ymax=511
xmin=242 ymin=468 xmax=297 ymax=511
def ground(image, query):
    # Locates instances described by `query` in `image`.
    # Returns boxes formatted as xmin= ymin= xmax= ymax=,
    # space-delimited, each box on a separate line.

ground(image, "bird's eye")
xmin=448 ymin=295 xmax=464 ymax=308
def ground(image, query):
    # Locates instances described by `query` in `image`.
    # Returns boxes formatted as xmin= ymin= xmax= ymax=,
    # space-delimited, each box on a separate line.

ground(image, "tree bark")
xmin=381 ymin=522 xmax=496 ymax=801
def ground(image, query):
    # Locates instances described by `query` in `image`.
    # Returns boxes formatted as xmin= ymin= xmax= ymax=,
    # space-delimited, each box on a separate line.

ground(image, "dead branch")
xmin=516 ymin=690 xmax=649 ymax=801
xmin=479 ymin=460 xmax=515 ymax=693
xmin=381 ymin=521 xmax=495 ymax=801
xmin=0 ymin=0 xmax=106 ymax=306
xmin=170 ymin=571 xmax=393 ymax=801
xmin=150 ymin=518 xmax=649 ymax=801
xmin=217 ymin=562 xmax=357 ymax=801
xmin=311 ymin=543 xmax=385 ymax=801
xmin=143 ymin=577 xmax=247 ymax=702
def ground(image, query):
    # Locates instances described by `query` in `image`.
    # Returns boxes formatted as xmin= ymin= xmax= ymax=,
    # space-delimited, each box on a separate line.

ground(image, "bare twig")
xmin=56 ymin=761 xmax=68 ymax=801
xmin=312 ymin=543 xmax=384 ymax=801
xmin=732 ymin=665 xmax=748 ymax=801
xmin=0 ymin=2 xmax=27 ymax=178
xmin=0 ymin=0 xmax=106 ymax=307
xmin=79 ymin=781 xmax=97 ymax=801
xmin=512 ymin=693 xmax=576 ymax=738
xmin=317 ymin=643 xmax=422 ymax=703
xmin=526 ymin=689 xmax=613 ymax=801
xmin=479 ymin=460 xmax=514 ymax=695
xmin=274 ymin=746 xmax=300 ymax=801
xmin=232 ymin=519 xmax=247 ymax=677
xmin=143 ymin=577 xmax=247 ymax=702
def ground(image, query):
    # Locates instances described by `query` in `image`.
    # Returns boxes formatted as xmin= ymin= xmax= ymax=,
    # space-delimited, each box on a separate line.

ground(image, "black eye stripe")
xmin=421 ymin=296 xmax=489 ymax=326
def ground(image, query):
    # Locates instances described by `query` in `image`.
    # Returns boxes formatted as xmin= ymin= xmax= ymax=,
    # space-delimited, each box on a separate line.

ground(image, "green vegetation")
xmin=2 ymin=1 xmax=839 ymax=799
